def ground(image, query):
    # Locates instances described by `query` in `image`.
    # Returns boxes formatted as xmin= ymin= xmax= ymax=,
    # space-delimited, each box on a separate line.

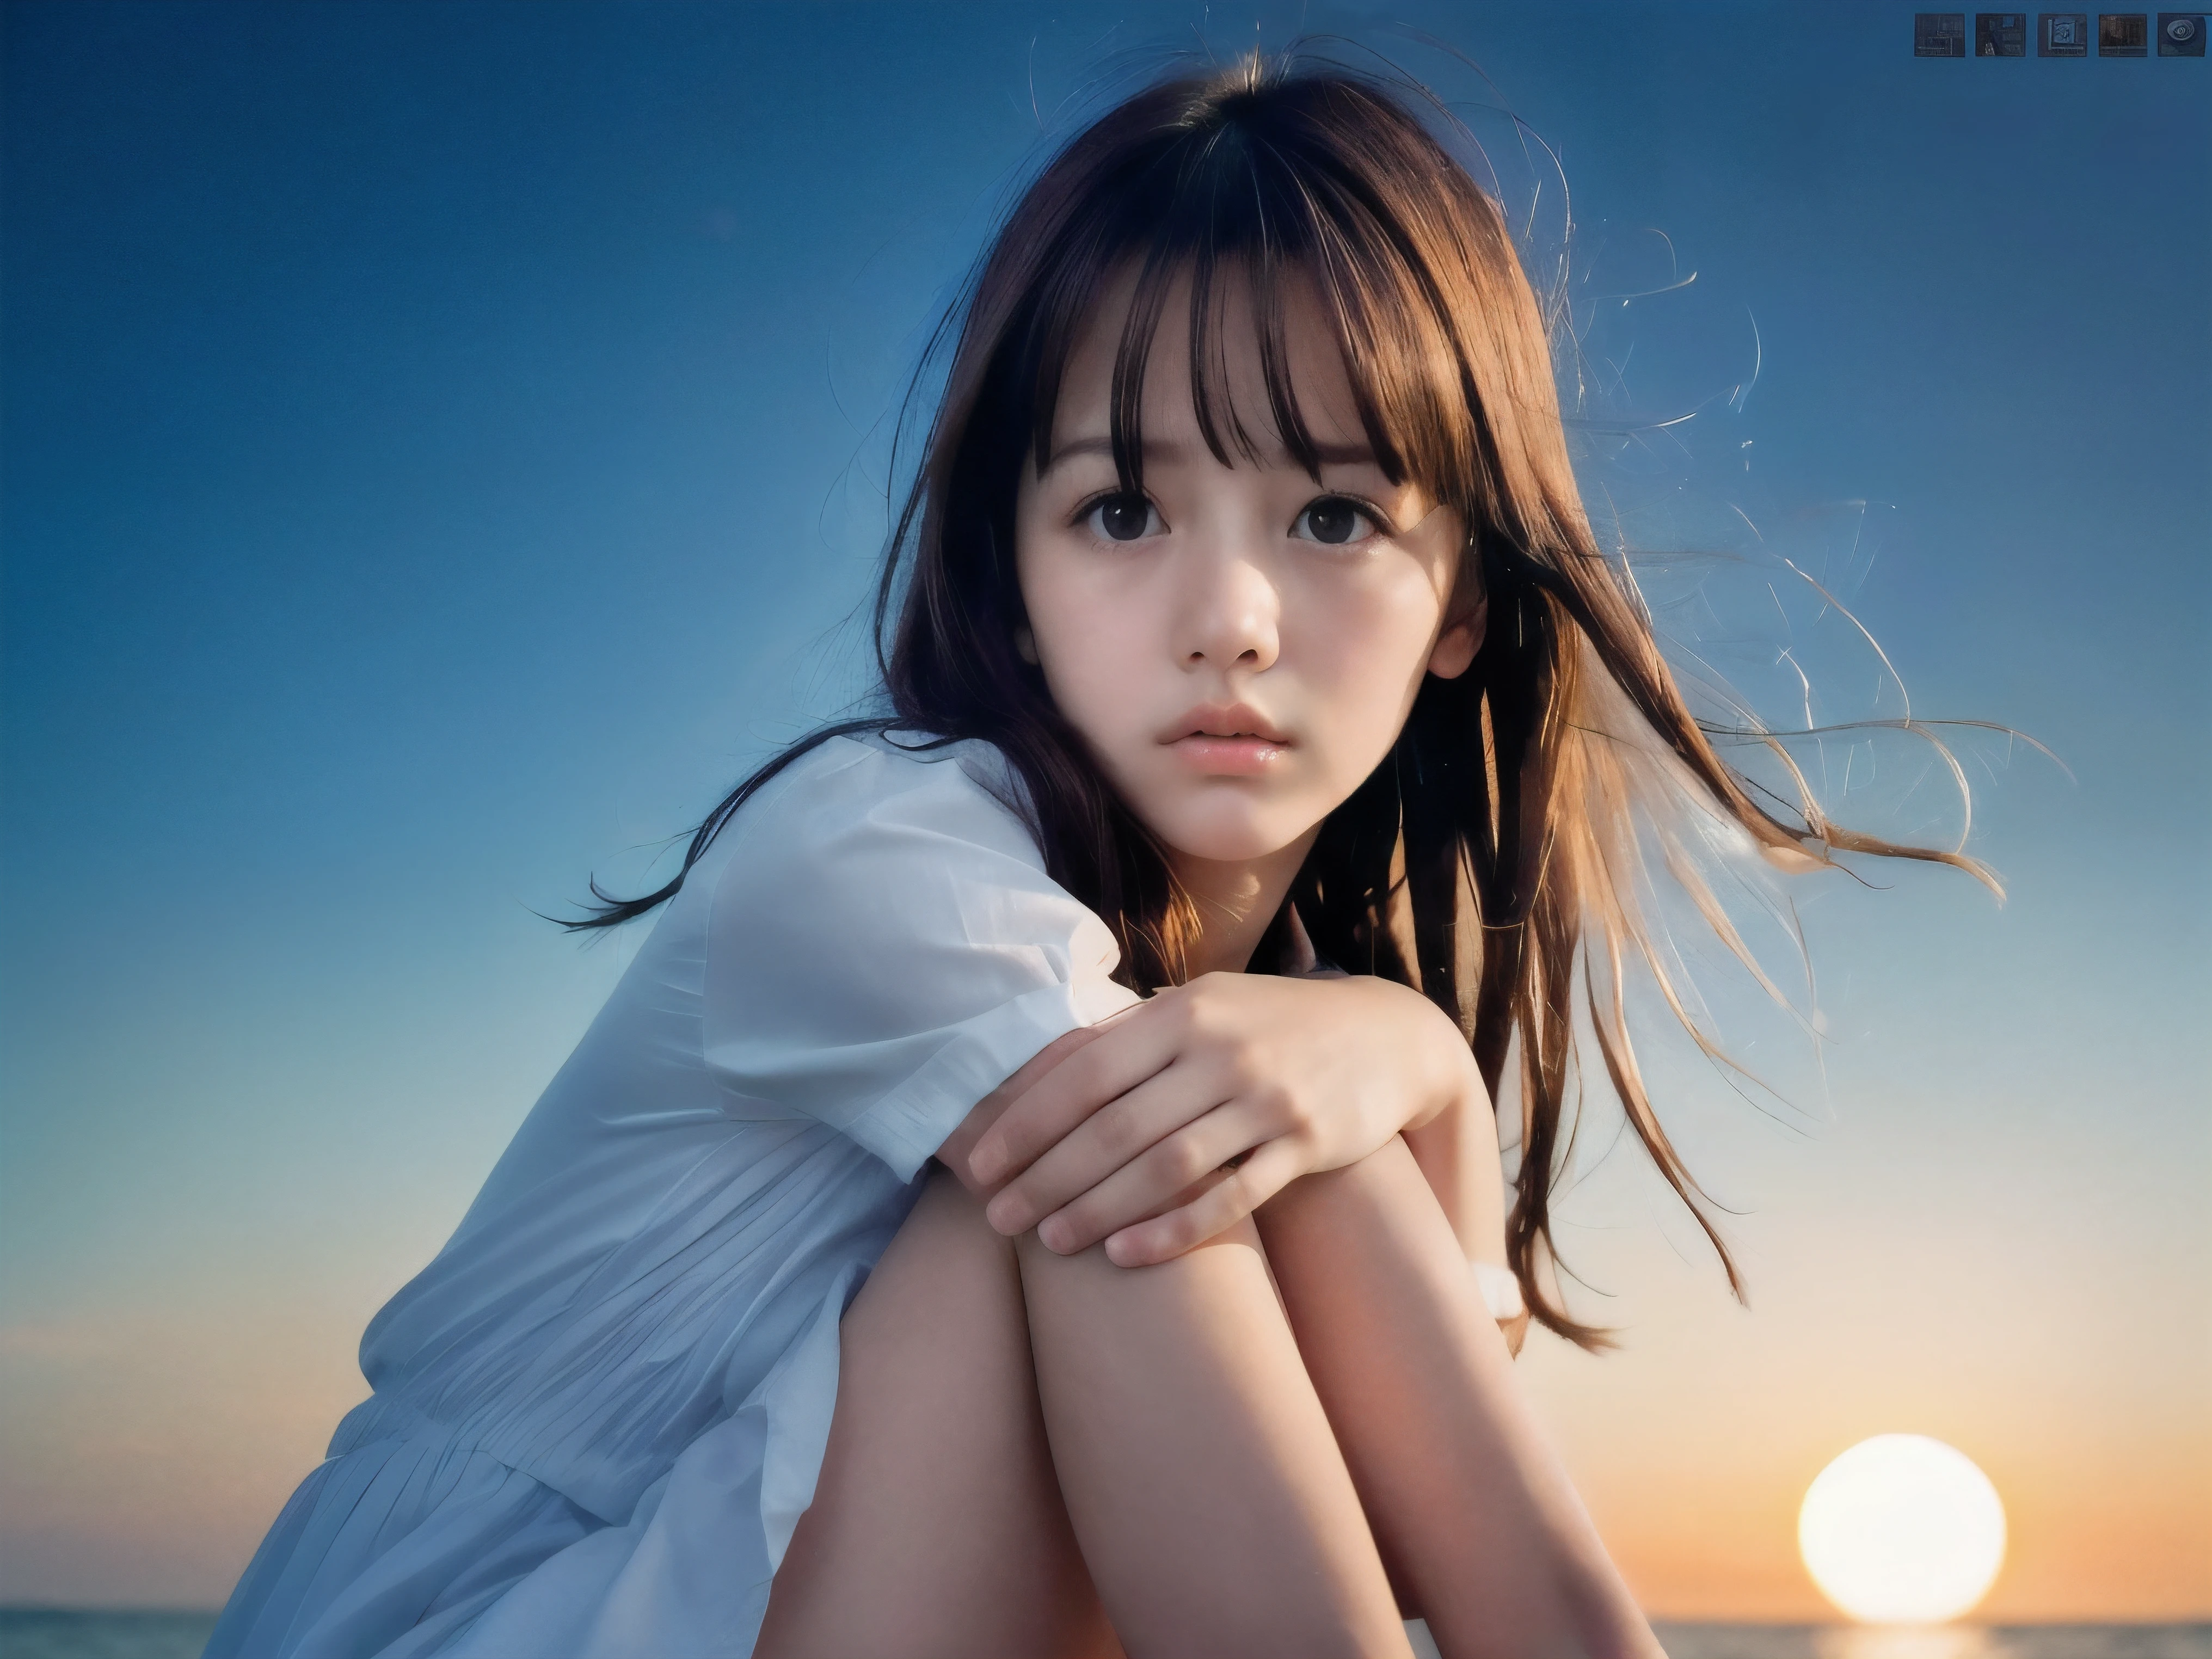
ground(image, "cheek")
xmin=1017 ymin=545 xmax=1148 ymax=732
xmin=1039 ymin=603 xmax=1144 ymax=721
xmin=1286 ymin=566 xmax=1444 ymax=729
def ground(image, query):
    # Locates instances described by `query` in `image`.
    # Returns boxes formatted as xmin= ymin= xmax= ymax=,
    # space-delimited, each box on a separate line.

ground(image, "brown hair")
xmin=578 ymin=53 xmax=1989 ymax=1345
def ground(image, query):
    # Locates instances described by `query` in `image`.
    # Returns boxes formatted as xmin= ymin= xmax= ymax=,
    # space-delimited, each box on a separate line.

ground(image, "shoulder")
xmin=695 ymin=725 xmax=1141 ymax=1168
xmin=695 ymin=728 xmax=1136 ymax=1175
xmin=697 ymin=729 xmax=1118 ymax=1013
xmin=711 ymin=729 xmax=1043 ymax=883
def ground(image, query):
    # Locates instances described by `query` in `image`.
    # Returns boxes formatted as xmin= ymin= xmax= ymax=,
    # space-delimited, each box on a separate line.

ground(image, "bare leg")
xmin=1019 ymin=1216 xmax=1416 ymax=1659
xmin=755 ymin=1169 xmax=1122 ymax=1659
xmin=1255 ymin=1137 xmax=1664 ymax=1659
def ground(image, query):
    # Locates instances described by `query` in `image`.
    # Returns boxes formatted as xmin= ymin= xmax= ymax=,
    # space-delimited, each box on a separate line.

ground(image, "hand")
xmin=966 ymin=970 xmax=1485 ymax=1266
xmin=935 ymin=1023 xmax=1113 ymax=1203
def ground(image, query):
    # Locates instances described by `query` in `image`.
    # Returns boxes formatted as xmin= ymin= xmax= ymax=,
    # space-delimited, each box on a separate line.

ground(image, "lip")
xmin=1156 ymin=703 xmax=1293 ymax=747
xmin=1157 ymin=703 xmax=1293 ymax=776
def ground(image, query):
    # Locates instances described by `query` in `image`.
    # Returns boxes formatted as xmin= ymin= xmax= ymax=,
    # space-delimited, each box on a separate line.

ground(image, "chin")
xmin=1143 ymin=800 xmax=1314 ymax=867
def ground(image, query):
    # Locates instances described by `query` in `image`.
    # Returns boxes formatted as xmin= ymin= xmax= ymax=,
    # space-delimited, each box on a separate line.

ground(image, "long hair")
xmin=572 ymin=54 xmax=1990 ymax=1345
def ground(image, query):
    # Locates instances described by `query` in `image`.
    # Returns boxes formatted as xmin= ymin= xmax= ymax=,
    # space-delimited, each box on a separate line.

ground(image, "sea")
xmin=0 ymin=1609 xmax=2205 ymax=1658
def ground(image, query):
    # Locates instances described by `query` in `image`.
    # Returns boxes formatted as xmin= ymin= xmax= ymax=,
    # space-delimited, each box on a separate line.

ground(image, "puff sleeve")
xmin=699 ymin=735 xmax=1142 ymax=1181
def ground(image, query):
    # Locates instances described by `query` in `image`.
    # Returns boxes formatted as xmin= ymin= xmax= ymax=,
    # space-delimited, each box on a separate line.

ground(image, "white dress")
xmin=205 ymin=732 xmax=1143 ymax=1659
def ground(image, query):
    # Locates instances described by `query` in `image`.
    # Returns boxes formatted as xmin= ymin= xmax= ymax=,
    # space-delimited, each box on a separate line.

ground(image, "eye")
xmin=1083 ymin=492 xmax=1164 ymax=543
xmin=1293 ymin=496 xmax=1376 ymax=546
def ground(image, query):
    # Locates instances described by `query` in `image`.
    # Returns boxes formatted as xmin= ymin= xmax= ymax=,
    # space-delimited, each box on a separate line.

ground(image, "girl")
xmin=208 ymin=53 xmax=1978 ymax=1659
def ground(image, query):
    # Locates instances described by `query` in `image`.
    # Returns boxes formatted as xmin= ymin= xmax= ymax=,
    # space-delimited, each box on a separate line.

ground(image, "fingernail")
xmin=1037 ymin=1218 xmax=1070 ymax=1253
xmin=969 ymin=1144 xmax=1003 ymax=1184
xmin=985 ymin=1196 xmax=1018 ymax=1234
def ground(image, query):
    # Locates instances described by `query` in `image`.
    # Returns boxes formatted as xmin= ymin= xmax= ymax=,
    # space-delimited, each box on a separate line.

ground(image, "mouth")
xmin=1157 ymin=704 xmax=1293 ymax=775
xmin=1157 ymin=703 xmax=1293 ymax=746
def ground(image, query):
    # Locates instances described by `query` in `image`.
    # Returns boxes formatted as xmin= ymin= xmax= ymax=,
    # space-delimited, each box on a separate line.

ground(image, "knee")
xmin=1270 ymin=1135 xmax=1425 ymax=1216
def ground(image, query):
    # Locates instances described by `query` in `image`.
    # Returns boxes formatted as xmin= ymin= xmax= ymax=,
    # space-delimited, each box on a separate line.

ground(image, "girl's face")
xmin=1014 ymin=271 xmax=1482 ymax=873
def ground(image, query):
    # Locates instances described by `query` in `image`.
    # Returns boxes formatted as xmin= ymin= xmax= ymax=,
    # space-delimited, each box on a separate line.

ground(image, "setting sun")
xmin=1799 ymin=1435 xmax=2007 ymax=1623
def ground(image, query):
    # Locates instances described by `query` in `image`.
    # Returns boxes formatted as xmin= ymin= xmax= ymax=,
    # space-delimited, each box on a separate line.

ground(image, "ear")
xmin=1013 ymin=623 xmax=1040 ymax=666
xmin=1427 ymin=592 xmax=1485 ymax=680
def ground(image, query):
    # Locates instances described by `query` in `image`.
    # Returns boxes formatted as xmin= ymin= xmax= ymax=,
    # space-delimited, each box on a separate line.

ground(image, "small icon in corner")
xmin=2156 ymin=12 xmax=2207 ymax=51
xmin=1977 ymin=13 xmax=2030 ymax=51
xmin=2098 ymin=12 xmax=2150 ymax=51
xmin=1916 ymin=12 xmax=1969 ymax=53
xmin=2040 ymin=12 xmax=2091 ymax=52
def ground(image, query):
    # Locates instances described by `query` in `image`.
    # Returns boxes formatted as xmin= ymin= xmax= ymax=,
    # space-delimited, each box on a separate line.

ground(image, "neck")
xmin=1168 ymin=827 xmax=1321 ymax=978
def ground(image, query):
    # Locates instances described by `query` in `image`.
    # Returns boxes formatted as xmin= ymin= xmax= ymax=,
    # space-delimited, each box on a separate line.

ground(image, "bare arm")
xmin=943 ymin=987 xmax=1530 ymax=1348
xmin=970 ymin=972 xmax=1471 ymax=1259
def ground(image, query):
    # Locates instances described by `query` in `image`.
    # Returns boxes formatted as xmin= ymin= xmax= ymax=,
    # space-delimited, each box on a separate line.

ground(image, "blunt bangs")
xmin=1011 ymin=74 xmax=1484 ymax=523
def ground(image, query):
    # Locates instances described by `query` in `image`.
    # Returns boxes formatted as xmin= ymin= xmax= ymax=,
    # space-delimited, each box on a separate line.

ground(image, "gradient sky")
xmin=2 ymin=0 xmax=2205 ymax=1621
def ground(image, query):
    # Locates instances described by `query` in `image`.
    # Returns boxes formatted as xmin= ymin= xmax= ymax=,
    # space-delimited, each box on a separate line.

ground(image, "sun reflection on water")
xmin=1816 ymin=1627 xmax=2002 ymax=1659
xmin=1656 ymin=1623 xmax=2212 ymax=1659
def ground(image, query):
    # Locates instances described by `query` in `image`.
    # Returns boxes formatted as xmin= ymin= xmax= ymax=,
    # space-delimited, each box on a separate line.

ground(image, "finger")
xmin=935 ymin=1025 xmax=1105 ymax=1199
xmin=1031 ymin=1105 xmax=1268 ymax=1254
xmin=1101 ymin=1137 xmax=1306 ymax=1268
xmin=966 ymin=999 xmax=1186 ymax=1187
xmin=994 ymin=1024 xmax=1109 ymax=1101
xmin=984 ymin=1057 xmax=1227 ymax=1236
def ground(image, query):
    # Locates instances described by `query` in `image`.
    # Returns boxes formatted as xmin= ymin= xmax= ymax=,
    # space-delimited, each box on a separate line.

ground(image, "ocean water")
xmin=0 ymin=1609 xmax=2204 ymax=1658
xmin=0 ymin=1612 xmax=217 ymax=1659
xmin=1651 ymin=1625 xmax=2212 ymax=1659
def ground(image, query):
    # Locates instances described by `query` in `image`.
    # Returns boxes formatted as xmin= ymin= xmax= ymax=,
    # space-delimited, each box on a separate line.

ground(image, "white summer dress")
xmin=205 ymin=731 xmax=1144 ymax=1659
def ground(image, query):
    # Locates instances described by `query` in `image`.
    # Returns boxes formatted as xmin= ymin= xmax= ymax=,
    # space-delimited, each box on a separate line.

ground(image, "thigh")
xmin=754 ymin=1168 xmax=1122 ymax=1659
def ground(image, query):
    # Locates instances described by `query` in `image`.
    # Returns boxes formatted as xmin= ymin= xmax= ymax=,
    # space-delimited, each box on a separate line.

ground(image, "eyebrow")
xmin=1042 ymin=433 xmax=1380 ymax=471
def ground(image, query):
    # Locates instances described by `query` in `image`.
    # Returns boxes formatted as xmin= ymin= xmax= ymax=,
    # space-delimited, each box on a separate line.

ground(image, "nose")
xmin=1175 ymin=538 xmax=1280 ymax=675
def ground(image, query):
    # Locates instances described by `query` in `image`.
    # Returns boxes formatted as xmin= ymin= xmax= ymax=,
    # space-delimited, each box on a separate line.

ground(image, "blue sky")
xmin=2 ymin=0 xmax=2205 ymax=1614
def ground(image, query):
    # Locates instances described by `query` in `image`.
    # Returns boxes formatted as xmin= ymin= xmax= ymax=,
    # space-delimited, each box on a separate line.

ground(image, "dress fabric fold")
xmin=205 ymin=733 xmax=1142 ymax=1659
